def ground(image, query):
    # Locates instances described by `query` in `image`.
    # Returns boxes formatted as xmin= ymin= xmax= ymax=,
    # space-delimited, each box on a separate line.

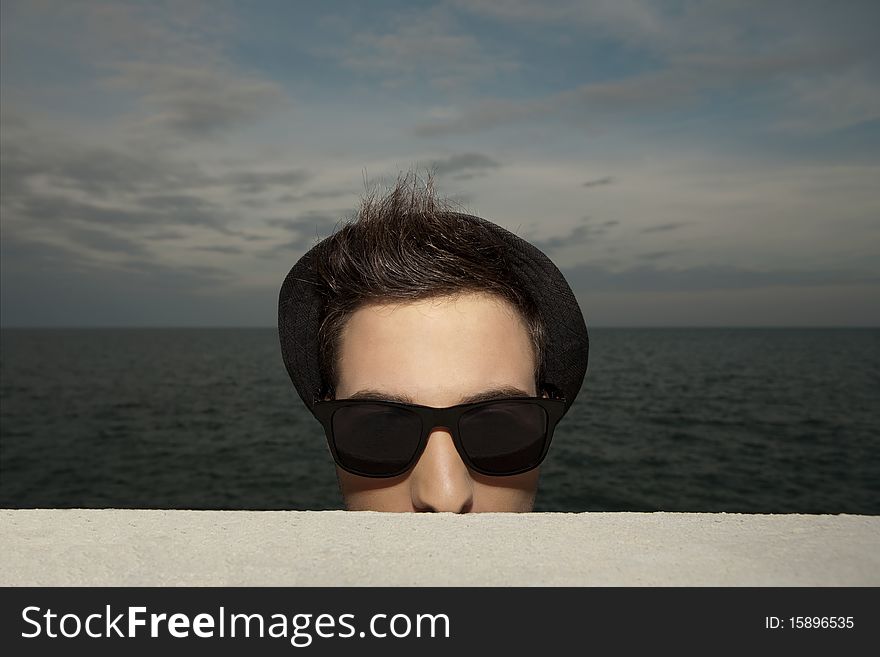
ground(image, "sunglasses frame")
xmin=313 ymin=396 xmax=567 ymax=478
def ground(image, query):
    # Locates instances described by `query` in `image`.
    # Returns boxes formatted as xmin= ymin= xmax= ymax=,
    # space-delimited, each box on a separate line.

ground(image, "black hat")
xmin=278 ymin=212 xmax=589 ymax=418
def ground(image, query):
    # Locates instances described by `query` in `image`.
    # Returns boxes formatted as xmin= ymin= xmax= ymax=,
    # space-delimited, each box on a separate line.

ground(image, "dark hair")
xmin=313 ymin=171 xmax=547 ymax=399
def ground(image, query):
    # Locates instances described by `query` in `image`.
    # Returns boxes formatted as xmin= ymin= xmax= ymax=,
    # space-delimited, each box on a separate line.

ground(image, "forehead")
xmin=335 ymin=292 xmax=536 ymax=405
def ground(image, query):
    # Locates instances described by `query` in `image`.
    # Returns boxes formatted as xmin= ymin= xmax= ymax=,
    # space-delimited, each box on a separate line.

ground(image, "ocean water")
xmin=1 ymin=328 xmax=877 ymax=513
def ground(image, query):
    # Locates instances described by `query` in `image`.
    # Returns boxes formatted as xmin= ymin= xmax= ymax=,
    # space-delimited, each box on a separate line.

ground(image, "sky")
xmin=1 ymin=0 xmax=878 ymax=327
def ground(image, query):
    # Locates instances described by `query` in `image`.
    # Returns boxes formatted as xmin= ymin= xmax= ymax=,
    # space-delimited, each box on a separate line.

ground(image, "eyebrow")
xmin=346 ymin=385 xmax=533 ymax=405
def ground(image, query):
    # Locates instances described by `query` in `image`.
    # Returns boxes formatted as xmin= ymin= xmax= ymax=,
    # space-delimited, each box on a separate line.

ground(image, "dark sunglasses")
xmin=313 ymin=396 xmax=566 ymax=478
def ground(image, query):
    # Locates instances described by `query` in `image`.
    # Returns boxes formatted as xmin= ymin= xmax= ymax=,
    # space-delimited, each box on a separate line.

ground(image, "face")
xmin=331 ymin=292 xmax=542 ymax=513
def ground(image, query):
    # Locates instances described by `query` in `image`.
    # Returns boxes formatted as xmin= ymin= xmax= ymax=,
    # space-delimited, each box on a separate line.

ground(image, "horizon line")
xmin=1 ymin=325 xmax=878 ymax=330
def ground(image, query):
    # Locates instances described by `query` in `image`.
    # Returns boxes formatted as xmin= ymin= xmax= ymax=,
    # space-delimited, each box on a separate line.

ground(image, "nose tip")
xmin=410 ymin=430 xmax=474 ymax=513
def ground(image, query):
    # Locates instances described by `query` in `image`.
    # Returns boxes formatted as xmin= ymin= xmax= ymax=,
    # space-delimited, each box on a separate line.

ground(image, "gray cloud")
xmin=0 ymin=137 xmax=200 ymax=199
xmin=190 ymin=245 xmax=244 ymax=255
xmin=1 ymin=231 xmax=93 ymax=270
xmin=563 ymin=262 xmax=880 ymax=293
xmin=413 ymin=65 xmax=721 ymax=136
xmin=528 ymin=217 xmax=616 ymax=251
xmin=452 ymin=0 xmax=879 ymax=60
xmin=1 ymin=126 xmax=311 ymax=206
xmin=112 ymin=257 xmax=235 ymax=285
xmin=100 ymin=62 xmax=288 ymax=139
xmin=0 ymin=107 xmax=29 ymax=131
xmin=640 ymin=222 xmax=688 ymax=234
xmin=1 ymin=244 xmax=274 ymax=326
xmin=236 ymin=232 xmax=273 ymax=242
xmin=449 ymin=0 xmax=684 ymax=51
xmin=144 ymin=230 xmax=188 ymax=241
xmin=6 ymin=191 xmax=250 ymax=244
xmin=416 ymin=2 xmax=878 ymax=137
xmin=11 ymin=194 xmax=160 ymax=228
xmin=277 ymin=188 xmax=354 ymax=204
xmin=214 ymin=169 xmax=311 ymax=194
xmin=1 ymin=229 xmax=234 ymax=312
xmin=264 ymin=238 xmax=308 ymax=255
xmin=265 ymin=210 xmax=344 ymax=234
xmin=320 ymin=6 xmax=519 ymax=89
xmin=0 ymin=128 xmax=318 ymax=247
xmin=4 ymin=3 xmax=285 ymax=139
xmin=426 ymin=152 xmax=502 ymax=177
xmin=0 ymin=142 xmax=46 ymax=201
xmin=62 ymin=224 xmax=150 ymax=257
xmin=583 ymin=176 xmax=615 ymax=188
xmin=239 ymin=198 xmax=269 ymax=209
xmin=1 ymin=256 xmax=270 ymax=327
xmin=414 ymin=96 xmax=543 ymax=137
xmin=446 ymin=192 xmax=476 ymax=206
xmin=639 ymin=250 xmax=679 ymax=261
xmin=262 ymin=210 xmax=347 ymax=254
xmin=136 ymin=194 xmax=212 ymax=210
xmin=1 ymin=222 xmax=240 ymax=290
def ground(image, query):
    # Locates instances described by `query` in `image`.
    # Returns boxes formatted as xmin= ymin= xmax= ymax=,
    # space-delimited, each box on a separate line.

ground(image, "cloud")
xmin=413 ymin=66 xmax=706 ymax=136
xmin=0 ymin=138 xmax=191 ymax=199
xmin=118 ymin=258 xmax=235 ymax=283
xmin=527 ymin=217 xmax=616 ymax=251
xmin=451 ymin=0 xmax=879 ymax=60
xmin=62 ymin=224 xmax=150 ymax=257
xmin=212 ymin=169 xmax=311 ymax=194
xmin=423 ymin=152 xmax=502 ymax=179
xmin=449 ymin=0 xmax=680 ymax=51
xmin=136 ymin=193 xmax=217 ymax=212
xmin=265 ymin=210 xmax=344 ymax=234
xmin=0 ymin=126 xmax=317 ymax=244
xmin=639 ymin=250 xmax=679 ymax=261
xmin=144 ymin=230 xmax=188 ymax=241
xmin=277 ymin=189 xmax=354 ymax=204
xmin=6 ymin=190 xmax=246 ymax=241
xmin=771 ymin=68 xmax=880 ymax=134
xmin=101 ymin=62 xmax=288 ymax=139
xmin=11 ymin=194 xmax=158 ymax=228
xmin=640 ymin=222 xmax=689 ymax=234
xmin=190 ymin=245 xmax=244 ymax=255
xmin=236 ymin=233 xmax=273 ymax=242
xmin=7 ymin=133 xmax=309 ymax=198
xmin=582 ymin=176 xmax=615 ymax=188
xmin=1 ymin=133 xmax=290 ymax=211
xmin=320 ymin=5 xmax=518 ymax=89
xmin=415 ymin=2 xmax=878 ymax=136
xmin=3 ymin=2 xmax=286 ymax=144
xmin=1 ymin=229 xmax=233 ymax=295
xmin=2 ymin=225 xmax=258 ymax=325
xmin=563 ymin=262 xmax=880 ymax=293
xmin=261 ymin=210 xmax=348 ymax=254
xmin=1 ymin=230 xmax=94 ymax=271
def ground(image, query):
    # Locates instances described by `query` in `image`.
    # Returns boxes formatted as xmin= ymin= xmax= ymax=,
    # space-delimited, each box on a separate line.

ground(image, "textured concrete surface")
xmin=1 ymin=510 xmax=877 ymax=586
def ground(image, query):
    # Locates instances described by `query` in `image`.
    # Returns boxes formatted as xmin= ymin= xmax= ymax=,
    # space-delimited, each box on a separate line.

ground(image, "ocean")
xmin=1 ymin=328 xmax=877 ymax=513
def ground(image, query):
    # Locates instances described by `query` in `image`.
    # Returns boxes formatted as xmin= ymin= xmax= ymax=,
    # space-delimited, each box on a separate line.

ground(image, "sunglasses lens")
xmin=459 ymin=402 xmax=548 ymax=474
xmin=331 ymin=404 xmax=422 ymax=476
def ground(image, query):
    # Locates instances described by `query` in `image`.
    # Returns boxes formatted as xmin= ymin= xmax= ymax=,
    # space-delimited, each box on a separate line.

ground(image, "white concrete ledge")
xmin=1 ymin=510 xmax=877 ymax=586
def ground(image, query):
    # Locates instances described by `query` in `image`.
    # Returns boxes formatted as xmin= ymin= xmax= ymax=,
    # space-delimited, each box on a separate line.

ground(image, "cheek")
xmin=470 ymin=471 xmax=539 ymax=512
xmin=336 ymin=469 xmax=414 ymax=512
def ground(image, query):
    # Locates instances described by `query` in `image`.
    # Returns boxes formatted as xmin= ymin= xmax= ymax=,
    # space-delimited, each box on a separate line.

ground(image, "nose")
xmin=410 ymin=428 xmax=474 ymax=513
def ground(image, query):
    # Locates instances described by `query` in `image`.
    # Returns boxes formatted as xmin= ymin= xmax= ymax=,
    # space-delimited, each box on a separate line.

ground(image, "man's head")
xmin=279 ymin=171 xmax=588 ymax=512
